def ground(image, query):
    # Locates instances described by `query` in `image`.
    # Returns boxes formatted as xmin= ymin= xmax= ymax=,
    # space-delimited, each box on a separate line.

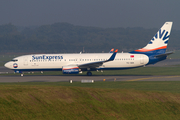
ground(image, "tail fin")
xmin=130 ymin=22 xmax=173 ymax=55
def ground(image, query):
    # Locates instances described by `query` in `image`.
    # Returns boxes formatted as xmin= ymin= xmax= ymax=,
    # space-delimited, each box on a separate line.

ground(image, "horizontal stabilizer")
xmin=154 ymin=51 xmax=174 ymax=58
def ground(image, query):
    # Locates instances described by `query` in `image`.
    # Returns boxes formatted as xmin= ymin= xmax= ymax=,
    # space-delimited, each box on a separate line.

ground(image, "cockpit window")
xmin=11 ymin=59 xmax=18 ymax=62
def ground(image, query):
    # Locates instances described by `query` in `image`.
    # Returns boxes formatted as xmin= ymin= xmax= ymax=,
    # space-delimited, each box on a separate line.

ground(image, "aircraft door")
xmin=140 ymin=55 xmax=144 ymax=64
xmin=24 ymin=57 xmax=28 ymax=66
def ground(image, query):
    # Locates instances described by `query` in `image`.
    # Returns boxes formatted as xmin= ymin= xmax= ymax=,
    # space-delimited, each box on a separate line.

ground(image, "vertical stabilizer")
xmin=130 ymin=22 xmax=173 ymax=54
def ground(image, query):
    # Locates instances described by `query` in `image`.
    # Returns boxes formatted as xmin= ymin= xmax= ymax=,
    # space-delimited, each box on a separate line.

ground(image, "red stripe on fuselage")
xmin=63 ymin=67 xmax=79 ymax=70
xmin=134 ymin=46 xmax=167 ymax=52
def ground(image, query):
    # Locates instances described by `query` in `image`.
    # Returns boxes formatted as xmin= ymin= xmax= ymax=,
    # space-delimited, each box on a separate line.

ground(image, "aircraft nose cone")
xmin=4 ymin=62 xmax=10 ymax=68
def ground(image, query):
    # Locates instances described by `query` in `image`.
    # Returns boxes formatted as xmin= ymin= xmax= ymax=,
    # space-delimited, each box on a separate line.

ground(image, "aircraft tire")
xmin=87 ymin=71 xmax=92 ymax=76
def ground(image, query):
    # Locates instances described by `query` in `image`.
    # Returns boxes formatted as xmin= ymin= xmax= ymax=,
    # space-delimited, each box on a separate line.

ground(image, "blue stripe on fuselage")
xmin=130 ymin=49 xmax=167 ymax=65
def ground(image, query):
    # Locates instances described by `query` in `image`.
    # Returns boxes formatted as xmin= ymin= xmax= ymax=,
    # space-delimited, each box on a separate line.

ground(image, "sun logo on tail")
xmin=131 ymin=22 xmax=172 ymax=53
xmin=149 ymin=29 xmax=169 ymax=45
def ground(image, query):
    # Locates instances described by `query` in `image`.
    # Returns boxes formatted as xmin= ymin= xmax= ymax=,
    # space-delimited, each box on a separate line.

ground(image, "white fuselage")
xmin=4 ymin=53 xmax=149 ymax=71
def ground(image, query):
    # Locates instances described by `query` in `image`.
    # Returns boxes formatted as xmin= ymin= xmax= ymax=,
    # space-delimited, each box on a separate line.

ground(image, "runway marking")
xmin=126 ymin=76 xmax=180 ymax=81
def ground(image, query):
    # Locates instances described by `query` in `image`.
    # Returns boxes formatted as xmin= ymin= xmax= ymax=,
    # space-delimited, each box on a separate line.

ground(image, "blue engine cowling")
xmin=14 ymin=70 xmax=22 ymax=73
xmin=62 ymin=66 xmax=79 ymax=74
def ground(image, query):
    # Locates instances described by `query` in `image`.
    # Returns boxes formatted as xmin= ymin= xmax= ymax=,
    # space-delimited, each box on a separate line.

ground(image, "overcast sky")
xmin=0 ymin=0 xmax=180 ymax=29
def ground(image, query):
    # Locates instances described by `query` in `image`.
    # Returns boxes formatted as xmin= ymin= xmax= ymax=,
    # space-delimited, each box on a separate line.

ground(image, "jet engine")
xmin=62 ymin=66 xmax=79 ymax=74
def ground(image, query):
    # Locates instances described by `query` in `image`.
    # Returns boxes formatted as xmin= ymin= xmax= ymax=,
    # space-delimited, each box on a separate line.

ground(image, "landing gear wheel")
xmin=87 ymin=71 xmax=92 ymax=76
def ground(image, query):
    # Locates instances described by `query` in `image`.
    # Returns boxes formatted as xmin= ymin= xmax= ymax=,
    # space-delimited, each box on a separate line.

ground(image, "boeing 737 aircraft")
xmin=4 ymin=22 xmax=173 ymax=76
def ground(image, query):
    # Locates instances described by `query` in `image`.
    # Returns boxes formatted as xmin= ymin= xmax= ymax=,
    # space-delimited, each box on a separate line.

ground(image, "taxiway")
xmin=0 ymin=75 xmax=180 ymax=82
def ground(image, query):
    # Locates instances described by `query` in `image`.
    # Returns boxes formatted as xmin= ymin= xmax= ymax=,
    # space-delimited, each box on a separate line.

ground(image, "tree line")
xmin=0 ymin=23 xmax=179 ymax=54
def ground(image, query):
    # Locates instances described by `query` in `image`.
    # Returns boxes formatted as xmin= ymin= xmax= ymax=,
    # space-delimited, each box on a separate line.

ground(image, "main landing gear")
xmin=87 ymin=71 xmax=92 ymax=76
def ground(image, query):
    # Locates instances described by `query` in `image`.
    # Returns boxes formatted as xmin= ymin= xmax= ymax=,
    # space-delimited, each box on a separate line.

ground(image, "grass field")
xmin=0 ymin=81 xmax=180 ymax=120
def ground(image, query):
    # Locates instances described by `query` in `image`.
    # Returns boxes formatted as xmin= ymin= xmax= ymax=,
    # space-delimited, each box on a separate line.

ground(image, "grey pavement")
xmin=0 ymin=75 xmax=180 ymax=83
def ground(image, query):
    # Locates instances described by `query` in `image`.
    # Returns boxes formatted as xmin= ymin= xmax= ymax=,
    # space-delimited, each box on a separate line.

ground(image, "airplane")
xmin=4 ymin=22 xmax=173 ymax=76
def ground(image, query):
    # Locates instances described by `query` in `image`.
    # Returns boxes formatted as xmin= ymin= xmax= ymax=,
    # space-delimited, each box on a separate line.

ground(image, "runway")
xmin=0 ymin=75 xmax=180 ymax=82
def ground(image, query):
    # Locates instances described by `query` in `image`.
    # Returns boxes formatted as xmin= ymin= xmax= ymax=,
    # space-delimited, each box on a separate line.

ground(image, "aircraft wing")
xmin=78 ymin=49 xmax=118 ymax=68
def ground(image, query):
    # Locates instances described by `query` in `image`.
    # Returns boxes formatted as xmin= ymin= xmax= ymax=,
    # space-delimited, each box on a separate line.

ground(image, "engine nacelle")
xmin=14 ymin=70 xmax=22 ymax=73
xmin=62 ymin=66 xmax=79 ymax=74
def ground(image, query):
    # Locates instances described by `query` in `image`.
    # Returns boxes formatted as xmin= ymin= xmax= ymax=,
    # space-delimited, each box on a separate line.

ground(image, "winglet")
xmin=109 ymin=48 xmax=114 ymax=53
xmin=107 ymin=49 xmax=118 ymax=61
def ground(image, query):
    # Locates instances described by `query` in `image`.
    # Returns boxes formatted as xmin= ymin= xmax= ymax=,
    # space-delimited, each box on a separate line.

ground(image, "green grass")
xmin=3 ymin=81 xmax=180 ymax=93
xmin=1 ymin=82 xmax=180 ymax=119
